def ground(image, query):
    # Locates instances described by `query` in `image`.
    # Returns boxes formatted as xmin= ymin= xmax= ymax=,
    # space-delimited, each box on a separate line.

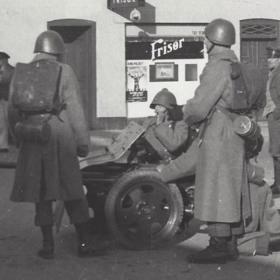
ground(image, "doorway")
xmin=48 ymin=19 xmax=96 ymax=129
xmin=240 ymin=19 xmax=279 ymax=80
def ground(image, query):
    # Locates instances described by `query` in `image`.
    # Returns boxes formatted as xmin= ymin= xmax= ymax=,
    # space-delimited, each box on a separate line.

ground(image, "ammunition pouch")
xmin=15 ymin=115 xmax=51 ymax=144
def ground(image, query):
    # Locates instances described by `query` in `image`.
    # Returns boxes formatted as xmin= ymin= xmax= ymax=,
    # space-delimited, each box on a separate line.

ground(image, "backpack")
xmin=11 ymin=60 xmax=62 ymax=113
xmin=11 ymin=60 xmax=62 ymax=143
xmin=230 ymin=62 xmax=265 ymax=113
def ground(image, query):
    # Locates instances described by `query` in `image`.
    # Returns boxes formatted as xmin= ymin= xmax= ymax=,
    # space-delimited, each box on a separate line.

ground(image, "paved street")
xmin=0 ymin=123 xmax=279 ymax=280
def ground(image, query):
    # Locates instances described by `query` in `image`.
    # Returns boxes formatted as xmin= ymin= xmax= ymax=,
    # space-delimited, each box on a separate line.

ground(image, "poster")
xmin=126 ymin=61 xmax=148 ymax=102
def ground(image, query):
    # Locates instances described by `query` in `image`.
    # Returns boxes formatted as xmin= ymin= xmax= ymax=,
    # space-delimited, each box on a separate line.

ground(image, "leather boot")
xmin=227 ymin=235 xmax=239 ymax=261
xmin=74 ymin=222 xmax=106 ymax=257
xmin=271 ymin=157 xmax=280 ymax=195
xmin=188 ymin=236 xmax=229 ymax=264
xmin=37 ymin=225 xmax=54 ymax=259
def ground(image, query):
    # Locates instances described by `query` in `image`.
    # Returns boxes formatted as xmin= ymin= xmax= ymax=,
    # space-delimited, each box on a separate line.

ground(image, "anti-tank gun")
xmin=80 ymin=120 xmax=198 ymax=249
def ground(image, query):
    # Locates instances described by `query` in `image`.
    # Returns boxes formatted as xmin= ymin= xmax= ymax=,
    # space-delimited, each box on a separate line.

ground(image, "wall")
xmin=0 ymin=0 xmax=127 ymax=118
xmin=1 ymin=0 xmax=280 ymax=120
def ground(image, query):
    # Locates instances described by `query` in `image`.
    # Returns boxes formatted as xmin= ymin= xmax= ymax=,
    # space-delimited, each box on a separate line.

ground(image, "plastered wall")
xmin=1 ymin=0 xmax=280 ymax=118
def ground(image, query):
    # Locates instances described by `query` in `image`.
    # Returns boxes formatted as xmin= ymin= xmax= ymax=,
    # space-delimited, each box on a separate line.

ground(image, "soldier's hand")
xmin=156 ymin=111 xmax=167 ymax=125
xmin=272 ymin=108 xmax=280 ymax=120
xmin=77 ymin=145 xmax=89 ymax=157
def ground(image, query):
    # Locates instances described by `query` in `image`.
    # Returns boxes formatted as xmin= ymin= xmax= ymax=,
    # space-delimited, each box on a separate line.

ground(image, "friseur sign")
xmin=108 ymin=0 xmax=145 ymax=10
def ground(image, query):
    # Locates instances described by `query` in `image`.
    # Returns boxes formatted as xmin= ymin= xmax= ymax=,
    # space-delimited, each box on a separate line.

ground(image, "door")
xmin=48 ymin=19 xmax=96 ymax=129
xmin=241 ymin=39 xmax=275 ymax=79
xmin=241 ymin=19 xmax=279 ymax=81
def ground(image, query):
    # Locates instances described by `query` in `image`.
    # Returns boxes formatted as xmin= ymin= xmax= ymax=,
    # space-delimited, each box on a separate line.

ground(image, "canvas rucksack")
xmin=11 ymin=59 xmax=62 ymax=114
xmin=11 ymin=60 xmax=63 ymax=143
xmin=230 ymin=62 xmax=265 ymax=113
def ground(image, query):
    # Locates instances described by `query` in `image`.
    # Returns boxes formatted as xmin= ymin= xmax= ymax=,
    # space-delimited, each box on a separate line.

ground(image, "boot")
xmin=188 ymin=237 xmax=229 ymax=264
xmin=271 ymin=157 xmax=280 ymax=195
xmin=74 ymin=222 xmax=106 ymax=257
xmin=37 ymin=225 xmax=54 ymax=259
xmin=227 ymin=235 xmax=239 ymax=261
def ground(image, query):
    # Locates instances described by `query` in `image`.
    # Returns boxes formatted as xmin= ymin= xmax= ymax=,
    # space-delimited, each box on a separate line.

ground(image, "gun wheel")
xmin=105 ymin=168 xmax=184 ymax=250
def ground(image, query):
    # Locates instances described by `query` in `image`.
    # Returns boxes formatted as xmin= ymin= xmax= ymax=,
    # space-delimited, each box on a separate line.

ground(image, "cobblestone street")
xmin=0 ymin=123 xmax=279 ymax=280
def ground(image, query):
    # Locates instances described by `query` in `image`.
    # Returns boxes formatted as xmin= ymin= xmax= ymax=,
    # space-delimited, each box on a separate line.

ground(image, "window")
xmin=185 ymin=64 xmax=198 ymax=81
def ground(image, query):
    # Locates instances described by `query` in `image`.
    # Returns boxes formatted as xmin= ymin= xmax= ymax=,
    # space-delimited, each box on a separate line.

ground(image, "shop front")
xmin=125 ymin=23 xmax=207 ymax=120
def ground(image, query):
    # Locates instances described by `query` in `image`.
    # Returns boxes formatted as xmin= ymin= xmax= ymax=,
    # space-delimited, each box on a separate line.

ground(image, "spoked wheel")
xmin=105 ymin=168 xmax=184 ymax=250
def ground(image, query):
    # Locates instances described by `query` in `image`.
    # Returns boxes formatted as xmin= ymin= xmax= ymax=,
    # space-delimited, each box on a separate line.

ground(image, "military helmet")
xmin=266 ymin=41 xmax=280 ymax=59
xmin=150 ymin=88 xmax=177 ymax=110
xmin=205 ymin=18 xmax=236 ymax=46
xmin=34 ymin=30 xmax=65 ymax=55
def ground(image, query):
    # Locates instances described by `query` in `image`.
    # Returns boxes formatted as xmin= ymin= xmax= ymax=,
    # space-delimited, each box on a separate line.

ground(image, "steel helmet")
xmin=266 ymin=41 xmax=280 ymax=58
xmin=150 ymin=88 xmax=177 ymax=110
xmin=205 ymin=18 xmax=236 ymax=47
xmin=34 ymin=30 xmax=65 ymax=55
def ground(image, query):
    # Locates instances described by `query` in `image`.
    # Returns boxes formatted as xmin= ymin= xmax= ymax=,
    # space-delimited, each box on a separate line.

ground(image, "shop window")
xmin=185 ymin=64 xmax=198 ymax=81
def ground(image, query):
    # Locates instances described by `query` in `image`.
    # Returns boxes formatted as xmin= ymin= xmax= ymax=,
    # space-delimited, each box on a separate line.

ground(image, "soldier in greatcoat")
xmin=0 ymin=52 xmax=14 ymax=151
xmin=263 ymin=43 xmax=280 ymax=195
xmin=8 ymin=31 xmax=104 ymax=259
xmin=182 ymin=19 xmax=250 ymax=263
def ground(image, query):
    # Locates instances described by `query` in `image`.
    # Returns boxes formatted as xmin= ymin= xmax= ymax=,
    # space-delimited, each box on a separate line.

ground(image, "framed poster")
xmin=155 ymin=62 xmax=175 ymax=80
xmin=150 ymin=63 xmax=178 ymax=82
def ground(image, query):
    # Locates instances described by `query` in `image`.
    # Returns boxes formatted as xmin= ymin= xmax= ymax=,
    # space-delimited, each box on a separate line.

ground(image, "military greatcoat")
xmin=265 ymin=65 xmax=280 ymax=157
xmin=9 ymin=53 xmax=89 ymax=203
xmin=183 ymin=48 xmax=251 ymax=223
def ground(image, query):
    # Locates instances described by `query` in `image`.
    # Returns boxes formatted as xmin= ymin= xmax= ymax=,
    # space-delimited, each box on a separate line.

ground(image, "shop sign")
xmin=108 ymin=0 xmax=144 ymax=10
xmin=151 ymin=38 xmax=185 ymax=60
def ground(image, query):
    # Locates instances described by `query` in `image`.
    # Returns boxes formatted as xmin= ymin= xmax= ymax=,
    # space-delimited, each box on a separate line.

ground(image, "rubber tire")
xmin=105 ymin=168 xmax=184 ymax=250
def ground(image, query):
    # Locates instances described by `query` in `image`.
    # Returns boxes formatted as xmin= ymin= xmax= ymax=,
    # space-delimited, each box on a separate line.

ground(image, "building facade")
xmin=1 ymin=0 xmax=280 ymax=129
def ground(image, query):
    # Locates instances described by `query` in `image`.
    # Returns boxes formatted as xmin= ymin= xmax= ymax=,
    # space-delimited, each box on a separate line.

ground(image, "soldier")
xmin=0 ymin=52 xmax=14 ymax=151
xmin=8 ymin=30 xmax=104 ymax=259
xmin=263 ymin=43 xmax=280 ymax=195
xmin=182 ymin=19 xmax=250 ymax=263
xmin=143 ymin=88 xmax=189 ymax=155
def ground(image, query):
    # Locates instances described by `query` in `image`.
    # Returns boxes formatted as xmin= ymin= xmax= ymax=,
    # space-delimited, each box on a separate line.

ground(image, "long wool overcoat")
xmin=267 ymin=65 xmax=280 ymax=157
xmin=9 ymin=53 xmax=90 ymax=203
xmin=183 ymin=48 xmax=251 ymax=223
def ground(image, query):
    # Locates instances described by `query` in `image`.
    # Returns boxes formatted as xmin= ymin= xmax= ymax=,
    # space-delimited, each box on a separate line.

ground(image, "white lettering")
xmin=173 ymin=41 xmax=179 ymax=50
xmin=178 ymin=38 xmax=184 ymax=48
xmin=150 ymin=38 xmax=184 ymax=60
xmin=151 ymin=39 xmax=164 ymax=61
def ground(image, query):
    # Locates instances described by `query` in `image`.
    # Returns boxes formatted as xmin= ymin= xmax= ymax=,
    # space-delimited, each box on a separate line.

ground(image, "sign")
xmin=126 ymin=61 xmax=148 ymax=102
xmin=108 ymin=0 xmax=145 ymax=10
xmin=151 ymin=38 xmax=185 ymax=60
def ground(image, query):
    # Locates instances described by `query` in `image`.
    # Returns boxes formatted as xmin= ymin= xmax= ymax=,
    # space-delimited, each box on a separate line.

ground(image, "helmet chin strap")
xmin=207 ymin=42 xmax=215 ymax=54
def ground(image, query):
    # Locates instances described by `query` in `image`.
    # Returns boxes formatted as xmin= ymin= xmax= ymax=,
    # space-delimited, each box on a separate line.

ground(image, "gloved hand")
xmin=77 ymin=145 xmax=89 ymax=157
xmin=272 ymin=108 xmax=280 ymax=120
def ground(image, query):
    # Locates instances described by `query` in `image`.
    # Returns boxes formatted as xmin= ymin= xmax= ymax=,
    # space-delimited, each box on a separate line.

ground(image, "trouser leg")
xmin=64 ymin=199 xmax=90 ymax=225
xmin=0 ymin=100 xmax=8 ymax=150
xmin=35 ymin=200 xmax=53 ymax=226
xmin=272 ymin=157 xmax=280 ymax=194
xmin=35 ymin=201 xmax=54 ymax=259
xmin=64 ymin=199 xmax=105 ymax=257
